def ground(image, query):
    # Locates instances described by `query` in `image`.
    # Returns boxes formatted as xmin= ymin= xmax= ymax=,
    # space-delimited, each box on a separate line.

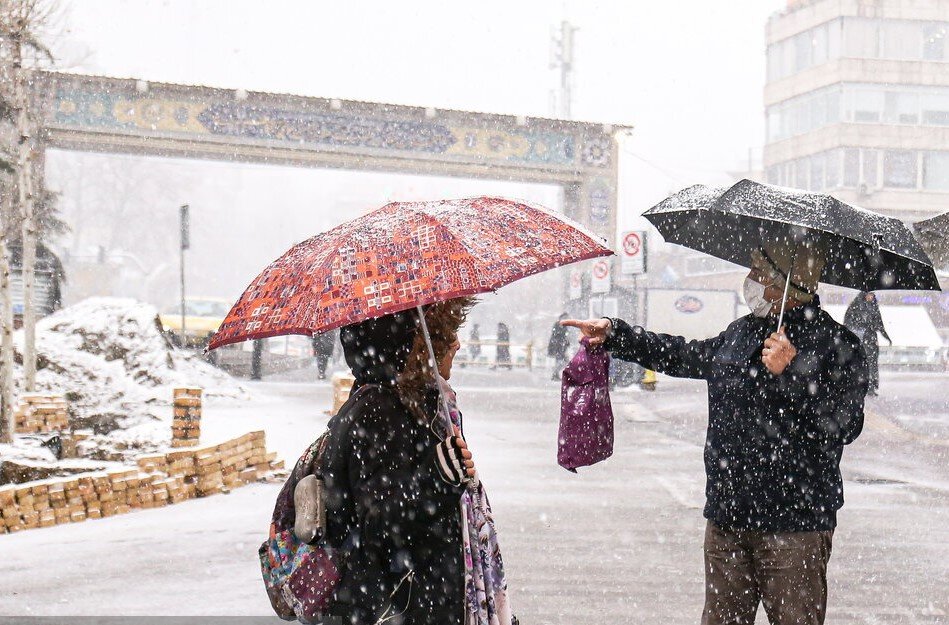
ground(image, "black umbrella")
xmin=644 ymin=179 xmax=941 ymax=328
xmin=912 ymin=210 xmax=949 ymax=270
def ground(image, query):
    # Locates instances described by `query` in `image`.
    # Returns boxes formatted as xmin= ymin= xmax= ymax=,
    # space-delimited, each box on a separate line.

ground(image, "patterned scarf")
xmin=437 ymin=377 xmax=515 ymax=625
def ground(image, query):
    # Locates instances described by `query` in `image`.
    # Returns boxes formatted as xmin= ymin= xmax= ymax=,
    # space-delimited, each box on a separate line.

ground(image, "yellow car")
xmin=160 ymin=297 xmax=232 ymax=348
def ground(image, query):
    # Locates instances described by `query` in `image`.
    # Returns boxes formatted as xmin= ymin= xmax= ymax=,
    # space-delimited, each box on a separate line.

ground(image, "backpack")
xmin=258 ymin=386 xmax=368 ymax=623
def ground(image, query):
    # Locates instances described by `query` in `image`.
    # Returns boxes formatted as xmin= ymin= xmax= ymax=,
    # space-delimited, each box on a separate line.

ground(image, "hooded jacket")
xmin=322 ymin=312 xmax=466 ymax=625
xmin=605 ymin=296 xmax=868 ymax=532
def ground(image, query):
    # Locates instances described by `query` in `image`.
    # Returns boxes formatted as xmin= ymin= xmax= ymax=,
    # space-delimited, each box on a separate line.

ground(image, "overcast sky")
xmin=45 ymin=0 xmax=787 ymax=308
xmin=56 ymin=0 xmax=784 ymax=184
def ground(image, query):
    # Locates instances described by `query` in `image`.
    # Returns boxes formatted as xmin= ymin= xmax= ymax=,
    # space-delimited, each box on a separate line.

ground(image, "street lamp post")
xmin=179 ymin=205 xmax=190 ymax=347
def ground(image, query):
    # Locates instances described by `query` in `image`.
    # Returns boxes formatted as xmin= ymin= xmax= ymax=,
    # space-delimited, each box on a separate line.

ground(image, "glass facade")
xmin=767 ymin=84 xmax=949 ymax=142
xmin=767 ymin=149 xmax=949 ymax=193
xmin=767 ymin=17 xmax=949 ymax=82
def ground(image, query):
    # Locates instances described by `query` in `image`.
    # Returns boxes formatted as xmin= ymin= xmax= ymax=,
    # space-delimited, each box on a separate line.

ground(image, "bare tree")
xmin=0 ymin=0 xmax=56 ymax=394
xmin=0 ymin=177 xmax=19 ymax=443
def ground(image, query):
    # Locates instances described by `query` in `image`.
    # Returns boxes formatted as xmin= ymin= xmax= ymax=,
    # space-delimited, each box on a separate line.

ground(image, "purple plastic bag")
xmin=558 ymin=337 xmax=614 ymax=472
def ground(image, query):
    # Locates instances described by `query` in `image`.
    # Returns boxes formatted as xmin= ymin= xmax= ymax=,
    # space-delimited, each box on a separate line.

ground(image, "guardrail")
xmin=455 ymin=340 xmax=535 ymax=370
xmin=878 ymin=345 xmax=948 ymax=370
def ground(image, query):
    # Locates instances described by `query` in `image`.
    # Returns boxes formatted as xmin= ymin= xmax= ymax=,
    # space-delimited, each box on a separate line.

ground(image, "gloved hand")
xmin=434 ymin=426 xmax=475 ymax=486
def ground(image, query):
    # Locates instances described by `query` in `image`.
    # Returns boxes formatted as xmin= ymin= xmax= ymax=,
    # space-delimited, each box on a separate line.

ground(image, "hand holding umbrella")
xmin=762 ymin=326 xmax=797 ymax=375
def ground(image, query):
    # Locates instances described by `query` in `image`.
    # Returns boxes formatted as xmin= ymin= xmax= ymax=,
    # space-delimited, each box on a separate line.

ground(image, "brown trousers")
xmin=702 ymin=521 xmax=834 ymax=625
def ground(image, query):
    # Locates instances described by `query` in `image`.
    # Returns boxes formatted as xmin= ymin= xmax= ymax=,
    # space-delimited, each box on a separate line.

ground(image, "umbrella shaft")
xmin=775 ymin=252 xmax=795 ymax=333
xmin=416 ymin=305 xmax=454 ymax=435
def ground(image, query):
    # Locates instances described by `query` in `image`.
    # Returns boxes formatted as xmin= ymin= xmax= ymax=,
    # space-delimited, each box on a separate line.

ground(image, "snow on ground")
xmin=1 ymin=367 xmax=947 ymax=623
xmin=4 ymin=297 xmax=250 ymax=464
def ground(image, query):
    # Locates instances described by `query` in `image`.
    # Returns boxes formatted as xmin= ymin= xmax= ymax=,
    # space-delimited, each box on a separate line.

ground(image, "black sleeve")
xmin=346 ymin=392 xmax=464 ymax=562
xmin=873 ymin=308 xmax=891 ymax=341
xmin=603 ymin=318 xmax=726 ymax=380
xmin=765 ymin=329 xmax=867 ymax=446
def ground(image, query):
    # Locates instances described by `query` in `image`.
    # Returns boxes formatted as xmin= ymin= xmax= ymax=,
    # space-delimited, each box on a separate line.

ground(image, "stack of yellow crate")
xmin=171 ymin=387 xmax=202 ymax=447
xmin=0 ymin=430 xmax=284 ymax=535
xmin=14 ymin=394 xmax=69 ymax=433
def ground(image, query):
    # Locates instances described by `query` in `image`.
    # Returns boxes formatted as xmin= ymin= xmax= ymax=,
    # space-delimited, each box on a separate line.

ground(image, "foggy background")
xmin=42 ymin=0 xmax=783 ymax=339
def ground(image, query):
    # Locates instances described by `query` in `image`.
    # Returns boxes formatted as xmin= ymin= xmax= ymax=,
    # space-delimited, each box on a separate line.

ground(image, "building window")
xmin=921 ymin=92 xmax=949 ymax=125
xmin=883 ymin=150 xmax=917 ymax=188
xmin=827 ymin=19 xmax=842 ymax=59
xmin=862 ymin=149 xmax=879 ymax=187
xmin=794 ymin=31 xmax=812 ymax=73
xmin=852 ymin=89 xmax=883 ymax=122
xmin=844 ymin=18 xmax=880 ymax=58
xmin=793 ymin=158 xmax=809 ymax=190
xmin=884 ymin=91 xmax=919 ymax=124
xmin=824 ymin=150 xmax=841 ymax=189
xmin=844 ymin=148 xmax=860 ymax=187
xmin=924 ymin=23 xmax=947 ymax=61
xmin=923 ymin=152 xmax=949 ymax=190
xmin=767 ymin=19 xmax=843 ymax=81
xmin=880 ymin=21 xmax=923 ymax=60
xmin=809 ymin=157 xmax=825 ymax=191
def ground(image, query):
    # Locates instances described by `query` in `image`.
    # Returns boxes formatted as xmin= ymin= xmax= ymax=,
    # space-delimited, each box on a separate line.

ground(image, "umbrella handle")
xmin=416 ymin=305 xmax=454 ymax=435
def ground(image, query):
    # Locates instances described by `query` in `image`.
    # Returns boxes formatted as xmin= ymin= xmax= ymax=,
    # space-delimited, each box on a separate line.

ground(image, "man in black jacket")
xmin=844 ymin=291 xmax=891 ymax=396
xmin=564 ymin=241 xmax=867 ymax=625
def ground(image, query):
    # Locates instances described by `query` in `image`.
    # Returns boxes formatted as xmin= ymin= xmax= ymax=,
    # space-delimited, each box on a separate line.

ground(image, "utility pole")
xmin=549 ymin=20 xmax=577 ymax=119
xmin=179 ymin=204 xmax=189 ymax=347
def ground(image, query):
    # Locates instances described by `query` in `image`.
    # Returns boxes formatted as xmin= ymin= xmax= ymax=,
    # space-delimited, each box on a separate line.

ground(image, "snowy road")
xmin=1 ymin=367 xmax=947 ymax=623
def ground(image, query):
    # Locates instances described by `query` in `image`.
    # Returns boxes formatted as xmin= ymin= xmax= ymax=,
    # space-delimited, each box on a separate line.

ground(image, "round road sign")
xmin=622 ymin=232 xmax=642 ymax=257
xmin=593 ymin=260 xmax=609 ymax=279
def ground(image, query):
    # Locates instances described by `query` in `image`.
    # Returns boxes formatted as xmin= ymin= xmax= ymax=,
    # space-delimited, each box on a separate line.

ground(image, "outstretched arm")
xmin=561 ymin=318 xmax=725 ymax=380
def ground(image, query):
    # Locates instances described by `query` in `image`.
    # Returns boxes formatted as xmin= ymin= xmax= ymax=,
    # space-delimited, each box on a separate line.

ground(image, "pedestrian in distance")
xmin=318 ymin=299 xmax=516 ymax=625
xmin=311 ymin=328 xmax=338 ymax=381
xmin=462 ymin=323 xmax=481 ymax=368
xmin=563 ymin=240 xmax=868 ymax=625
xmin=547 ymin=312 xmax=571 ymax=380
xmin=494 ymin=322 xmax=512 ymax=370
xmin=844 ymin=291 xmax=891 ymax=397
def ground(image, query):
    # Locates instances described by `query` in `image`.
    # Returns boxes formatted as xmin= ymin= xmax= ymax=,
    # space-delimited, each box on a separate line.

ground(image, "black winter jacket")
xmin=606 ymin=297 xmax=867 ymax=532
xmin=322 ymin=384 xmax=466 ymax=625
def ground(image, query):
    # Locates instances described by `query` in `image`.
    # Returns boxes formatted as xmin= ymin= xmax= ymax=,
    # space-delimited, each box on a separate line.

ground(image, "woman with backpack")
xmin=318 ymin=298 xmax=516 ymax=625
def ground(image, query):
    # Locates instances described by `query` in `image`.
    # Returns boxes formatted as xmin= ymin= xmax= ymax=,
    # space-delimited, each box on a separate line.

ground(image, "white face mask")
xmin=743 ymin=277 xmax=773 ymax=318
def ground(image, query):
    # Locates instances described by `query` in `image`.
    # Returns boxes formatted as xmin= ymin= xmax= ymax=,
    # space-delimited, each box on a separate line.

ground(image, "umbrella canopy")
xmin=644 ymin=179 xmax=940 ymax=292
xmin=913 ymin=210 xmax=949 ymax=270
xmin=208 ymin=196 xmax=612 ymax=351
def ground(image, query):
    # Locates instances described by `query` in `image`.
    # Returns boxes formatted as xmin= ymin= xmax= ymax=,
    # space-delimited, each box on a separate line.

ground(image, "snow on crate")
xmin=9 ymin=297 xmax=247 ymax=459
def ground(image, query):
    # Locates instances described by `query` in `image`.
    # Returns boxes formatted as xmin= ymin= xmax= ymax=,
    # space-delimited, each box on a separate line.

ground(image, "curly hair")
xmin=397 ymin=297 xmax=476 ymax=419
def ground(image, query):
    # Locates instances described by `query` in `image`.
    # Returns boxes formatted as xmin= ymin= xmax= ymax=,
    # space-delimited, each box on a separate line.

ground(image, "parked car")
xmin=160 ymin=297 xmax=231 ymax=349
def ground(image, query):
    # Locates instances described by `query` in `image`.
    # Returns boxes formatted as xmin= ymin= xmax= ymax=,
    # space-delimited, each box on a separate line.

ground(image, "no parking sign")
xmin=621 ymin=231 xmax=647 ymax=275
xmin=591 ymin=259 xmax=611 ymax=293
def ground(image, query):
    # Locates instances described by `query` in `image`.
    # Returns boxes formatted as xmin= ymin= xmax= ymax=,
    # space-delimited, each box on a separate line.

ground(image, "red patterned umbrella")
xmin=207 ymin=196 xmax=613 ymax=351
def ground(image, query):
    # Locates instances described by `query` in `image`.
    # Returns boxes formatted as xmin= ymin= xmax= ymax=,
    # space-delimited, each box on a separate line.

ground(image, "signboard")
xmin=620 ymin=230 xmax=646 ymax=275
xmin=591 ymin=259 xmax=611 ymax=294
xmin=589 ymin=297 xmax=618 ymax=319
xmin=568 ymin=271 xmax=582 ymax=300
xmin=646 ymin=289 xmax=739 ymax=339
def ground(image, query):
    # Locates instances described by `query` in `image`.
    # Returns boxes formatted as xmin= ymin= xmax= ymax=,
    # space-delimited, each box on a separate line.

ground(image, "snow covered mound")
xmin=11 ymin=298 xmax=248 ymax=456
